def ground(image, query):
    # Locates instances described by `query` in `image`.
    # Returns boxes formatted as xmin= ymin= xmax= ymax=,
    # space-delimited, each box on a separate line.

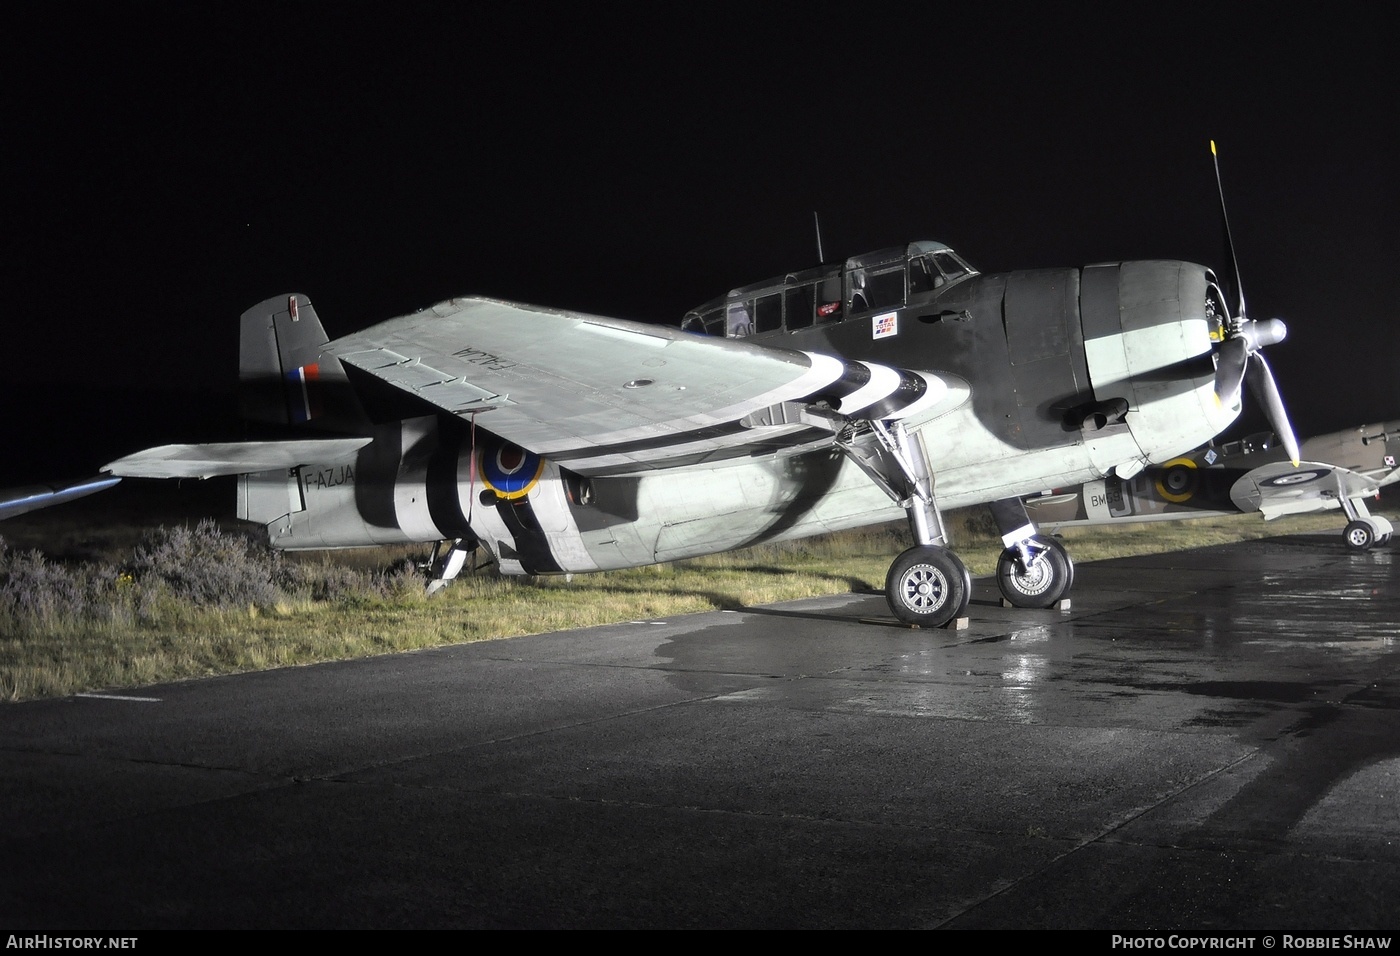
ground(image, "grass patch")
xmin=0 ymin=508 xmax=1373 ymax=702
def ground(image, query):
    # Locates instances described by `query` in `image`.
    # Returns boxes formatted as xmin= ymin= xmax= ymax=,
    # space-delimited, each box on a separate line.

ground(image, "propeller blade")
xmin=1213 ymin=336 xmax=1249 ymax=409
xmin=1209 ymin=144 xmax=1297 ymax=465
xmin=1244 ymin=351 xmax=1301 ymax=466
xmin=1211 ymin=140 xmax=1247 ymax=321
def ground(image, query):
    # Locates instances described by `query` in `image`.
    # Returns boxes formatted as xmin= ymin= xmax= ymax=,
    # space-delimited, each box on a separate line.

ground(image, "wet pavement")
xmin=2 ymin=533 xmax=1399 ymax=929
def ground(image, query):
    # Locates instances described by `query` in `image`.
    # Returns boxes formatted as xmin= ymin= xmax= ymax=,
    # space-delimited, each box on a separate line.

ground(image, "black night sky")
xmin=4 ymin=4 xmax=1396 ymax=484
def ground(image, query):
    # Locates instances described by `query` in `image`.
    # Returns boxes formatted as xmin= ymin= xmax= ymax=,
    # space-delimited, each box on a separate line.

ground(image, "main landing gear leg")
xmin=837 ymin=419 xmax=970 ymax=628
xmin=989 ymin=498 xmax=1074 ymax=609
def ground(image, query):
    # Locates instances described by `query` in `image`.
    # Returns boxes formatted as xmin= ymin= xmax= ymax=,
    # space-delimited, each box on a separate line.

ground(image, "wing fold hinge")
xmin=739 ymin=401 xmax=842 ymax=430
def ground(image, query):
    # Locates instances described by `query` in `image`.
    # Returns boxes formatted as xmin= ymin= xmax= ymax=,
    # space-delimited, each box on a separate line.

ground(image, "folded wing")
xmin=326 ymin=297 xmax=964 ymax=475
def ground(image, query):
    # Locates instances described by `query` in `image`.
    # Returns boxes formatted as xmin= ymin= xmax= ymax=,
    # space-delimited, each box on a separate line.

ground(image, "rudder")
xmin=239 ymin=294 xmax=367 ymax=431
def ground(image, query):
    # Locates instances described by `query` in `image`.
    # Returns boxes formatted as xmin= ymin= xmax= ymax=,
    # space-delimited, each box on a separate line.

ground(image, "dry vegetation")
xmin=0 ymin=502 xmax=1366 ymax=702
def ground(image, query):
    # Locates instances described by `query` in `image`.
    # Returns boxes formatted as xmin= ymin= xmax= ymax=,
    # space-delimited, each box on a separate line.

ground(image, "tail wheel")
xmin=996 ymin=535 xmax=1072 ymax=608
xmin=1344 ymin=520 xmax=1375 ymax=552
xmin=885 ymin=546 xmax=970 ymax=628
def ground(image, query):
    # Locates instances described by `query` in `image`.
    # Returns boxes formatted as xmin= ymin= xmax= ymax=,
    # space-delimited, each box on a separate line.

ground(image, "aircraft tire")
xmin=885 ymin=546 xmax=970 ymax=628
xmin=1040 ymin=534 xmax=1074 ymax=592
xmin=1344 ymin=520 xmax=1376 ymax=552
xmin=996 ymin=535 xmax=1072 ymax=608
xmin=1379 ymin=533 xmax=1393 ymax=546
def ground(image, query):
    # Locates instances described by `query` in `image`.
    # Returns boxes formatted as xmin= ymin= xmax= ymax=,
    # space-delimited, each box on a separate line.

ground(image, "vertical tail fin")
xmin=238 ymin=294 xmax=367 ymax=431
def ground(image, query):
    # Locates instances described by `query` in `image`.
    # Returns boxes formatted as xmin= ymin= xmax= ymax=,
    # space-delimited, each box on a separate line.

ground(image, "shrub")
xmin=0 ymin=546 xmax=120 ymax=626
xmin=128 ymin=520 xmax=284 ymax=610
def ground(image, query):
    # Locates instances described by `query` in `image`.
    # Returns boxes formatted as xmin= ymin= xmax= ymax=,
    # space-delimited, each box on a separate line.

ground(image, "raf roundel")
xmin=479 ymin=442 xmax=545 ymax=499
xmin=1259 ymin=468 xmax=1331 ymax=488
xmin=1154 ymin=457 xmax=1199 ymax=503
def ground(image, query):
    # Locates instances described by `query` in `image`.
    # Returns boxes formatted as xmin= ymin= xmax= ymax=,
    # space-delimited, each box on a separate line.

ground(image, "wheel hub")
xmin=1012 ymin=554 xmax=1052 ymax=595
xmin=902 ymin=565 xmax=947 ymax=610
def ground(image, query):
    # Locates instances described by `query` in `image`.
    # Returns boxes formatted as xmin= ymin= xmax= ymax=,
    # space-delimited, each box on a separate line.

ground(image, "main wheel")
xmin=1344 ymin=520 xmax=1375 ymax=552
xmin=996 ymin=535 xmax=1072 ymax=608
xmin=885 ymin=546 xmax=970 ymax=628
xmin=1039 ymin=534 xmax=1074 ymax=592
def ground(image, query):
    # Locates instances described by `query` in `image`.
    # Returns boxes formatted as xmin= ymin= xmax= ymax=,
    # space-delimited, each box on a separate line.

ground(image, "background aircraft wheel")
xmin=885 ymin=546 xmax=970 ymax=628
xmin=1379 ymin=533 xmax=1393 ymax=546
xmin=996 ymin=535 xmax=1072 ymax=608
xmin=1344 ymin=520 xmax=1375 ymax=552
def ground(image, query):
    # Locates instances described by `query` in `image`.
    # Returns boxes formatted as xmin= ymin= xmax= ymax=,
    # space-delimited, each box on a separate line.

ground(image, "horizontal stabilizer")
xmin=104 ymin=439 xmax=372 ymax=479
xmin=0 ymin=476 xmax=122 ymax=520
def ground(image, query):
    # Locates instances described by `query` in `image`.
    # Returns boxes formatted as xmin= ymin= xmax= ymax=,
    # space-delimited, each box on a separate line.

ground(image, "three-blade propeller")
xmin=1210 ymin=141 xmax=1300 ymax=466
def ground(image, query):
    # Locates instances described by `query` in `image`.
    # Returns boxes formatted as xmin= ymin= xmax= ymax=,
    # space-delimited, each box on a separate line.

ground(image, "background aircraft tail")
xmin=238 ymin=294 xmax=368 ymax=432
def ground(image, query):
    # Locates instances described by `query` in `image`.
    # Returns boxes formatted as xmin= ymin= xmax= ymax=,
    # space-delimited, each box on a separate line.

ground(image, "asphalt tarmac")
xmin=3 ymin=533 xmax=1399 ymax=930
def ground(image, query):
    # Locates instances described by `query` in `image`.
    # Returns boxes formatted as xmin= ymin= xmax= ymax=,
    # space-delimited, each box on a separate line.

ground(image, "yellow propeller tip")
xmin=1211 ymin=140 xmax=1217 ymax=154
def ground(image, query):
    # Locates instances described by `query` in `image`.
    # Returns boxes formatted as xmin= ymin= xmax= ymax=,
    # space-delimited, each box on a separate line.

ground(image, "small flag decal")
xmin=286 ymin=363 xmax=321 ymax=422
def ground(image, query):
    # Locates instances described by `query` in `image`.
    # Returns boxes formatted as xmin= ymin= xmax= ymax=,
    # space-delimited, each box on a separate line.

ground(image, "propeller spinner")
xmin=1209 ymin=141 xmax=1300 ymax=466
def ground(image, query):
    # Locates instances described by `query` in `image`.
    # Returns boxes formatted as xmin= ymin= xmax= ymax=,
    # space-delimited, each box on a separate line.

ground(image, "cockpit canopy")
xmin=681 ymin=241 xmax=977 ymax=338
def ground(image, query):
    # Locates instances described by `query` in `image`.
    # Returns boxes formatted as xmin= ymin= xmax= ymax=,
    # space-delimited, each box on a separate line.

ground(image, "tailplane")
xmin=239 ymin=294 xmax=367 ymax=431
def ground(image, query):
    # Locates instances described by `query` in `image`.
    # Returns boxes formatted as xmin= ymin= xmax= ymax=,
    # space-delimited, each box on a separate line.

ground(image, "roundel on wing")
xmin=1155 ymin=457 xmax=1199 ymax=503
xmin=1259 ymin=468 xmax=1330 ymax=488
xmin=478 ymin=441 xmax=545 ymax=499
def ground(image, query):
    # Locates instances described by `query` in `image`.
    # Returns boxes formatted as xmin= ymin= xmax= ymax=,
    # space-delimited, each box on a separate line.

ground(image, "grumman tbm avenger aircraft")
xmin=102 ymin=146 xmax=1299 ymax=628
xmin=1024 ymin=423 xmax=1400 ymax=551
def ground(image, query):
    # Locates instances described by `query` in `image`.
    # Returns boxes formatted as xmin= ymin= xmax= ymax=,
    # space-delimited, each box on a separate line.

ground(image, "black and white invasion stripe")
xmin=549 ymin=353 xmax=949 ymax=475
